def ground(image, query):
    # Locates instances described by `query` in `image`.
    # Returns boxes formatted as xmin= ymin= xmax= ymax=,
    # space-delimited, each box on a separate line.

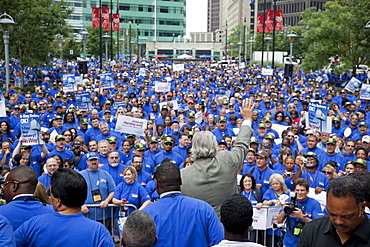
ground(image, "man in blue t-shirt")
xmin=277 ymin=178 xmax=324 ymax=247
xmin=15 ymin=168 xmax=114 ymax=247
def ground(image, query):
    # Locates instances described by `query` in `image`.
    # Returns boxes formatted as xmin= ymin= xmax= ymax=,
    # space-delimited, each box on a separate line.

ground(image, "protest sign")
xmin=112 ymin=102 xmax=127 ymax=112
xmin=154 ymin=81 xmax=171 ymax=92
xmin=306 ymin=102 xmax=332 ymax=133
xmin=262 ymin=68 xmax=274 ymax=75
xmin=100 ymin=73 xmax=114 ymax=89
xmin=75 ymin=92 xmax=92 ymax=111
xmin=252 ymin=207 xmax=281 ymax=230
xmin=0 ymin=101 xmax=6 ymax=117
xmin=62 ymin=74 xmax=77 ymax=92
xmin=345 ymin=77 xmax=361 ymax=93
xmin=360 ymin=84 xmax=370 ymax=100
xmin=139 ymin=68 xmax=146 ymax=76
xmin=20 ymin=113 xmax=41 ymax=145
xmin=308 ymin=188 xmax=327 ymax=211
xmin=159 ymin=100 xmax=179 ymax=110
xmin=173 ymin=64 xmax=185 ymax=72
xmin=115 ymin=116 xmax=148 ymax=136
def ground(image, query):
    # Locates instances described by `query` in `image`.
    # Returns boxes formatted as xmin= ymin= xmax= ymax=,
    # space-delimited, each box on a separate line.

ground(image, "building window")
xmin=160 ymin=7 xmax=169 ymax=13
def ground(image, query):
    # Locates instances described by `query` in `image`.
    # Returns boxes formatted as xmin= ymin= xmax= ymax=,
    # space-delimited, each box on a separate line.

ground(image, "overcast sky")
xmin=186 ymin=0 xmax=207 ymax=36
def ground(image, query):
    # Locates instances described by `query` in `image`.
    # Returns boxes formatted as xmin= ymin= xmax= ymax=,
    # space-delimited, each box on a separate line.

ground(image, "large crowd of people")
xmin=0 ymin=59 xmax=369 ymax=246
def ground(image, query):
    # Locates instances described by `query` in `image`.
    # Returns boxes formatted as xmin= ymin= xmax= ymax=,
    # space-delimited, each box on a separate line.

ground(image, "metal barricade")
xmin=83 ymin=203 xmax=137 ymax=239
xmin=250 ymin=206 xmax=285 ymax=247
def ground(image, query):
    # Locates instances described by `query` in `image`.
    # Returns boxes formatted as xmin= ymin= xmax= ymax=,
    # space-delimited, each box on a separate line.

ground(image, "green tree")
xmin=0 ymin=0 xmax=73 ymax=85
xmin=299 ymin=0 xmax=370 ymax=73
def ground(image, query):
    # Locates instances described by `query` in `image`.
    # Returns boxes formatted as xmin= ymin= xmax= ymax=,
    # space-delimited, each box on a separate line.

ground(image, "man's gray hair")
xmin=191 ymin=131 xmax=217 ymax=160
xmin=122 ymin=210 xmax=157 ymax=247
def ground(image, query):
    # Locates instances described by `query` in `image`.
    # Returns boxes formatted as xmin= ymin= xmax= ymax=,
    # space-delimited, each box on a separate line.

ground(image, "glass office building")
xmin=63 ymin=0 xmax=186 ymax=42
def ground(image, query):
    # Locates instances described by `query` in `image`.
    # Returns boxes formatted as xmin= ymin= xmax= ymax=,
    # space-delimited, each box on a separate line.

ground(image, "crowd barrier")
xmin=83 ymin=204 xmax=284 ymax=246
xmin=83 ymin=203 xmax=138 ymax=240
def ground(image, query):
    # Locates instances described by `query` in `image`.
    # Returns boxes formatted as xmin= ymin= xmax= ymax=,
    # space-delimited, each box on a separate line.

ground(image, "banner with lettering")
xmin=20 ymin=113 xmax=41 ymax=145
xmin=154 ymin=81 xmax=171 ymax=92
xmin=62 ymin=74 xmax=77 ymax=92
xmin=102 ymin=7 xmax=110 ymax=31
xmin=92 ymin=7 xmax=100 ymax=28
xmin=307 ymin=102 xmax=332 ymax=133
xmin=75 ymin=92 xmax=92 ymax=111
xmin=113 ymin=13 xmax=120 ymax=31
xmin=345 ymin=77 xmax=361 ymax=93
xmin=115 ymin=116 xmax=148 ymax=136
xmin=360 ymin=84 xmax=370 ymax=100
xmin=100 ymin=73 xmax=114 ymax=89
xmin=275 ymin=10 xmax=283 ymax=30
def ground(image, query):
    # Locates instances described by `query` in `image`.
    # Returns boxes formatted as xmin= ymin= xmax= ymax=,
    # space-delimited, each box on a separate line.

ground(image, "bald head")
xmin=5 ymin=166 xmax=38 ymax=202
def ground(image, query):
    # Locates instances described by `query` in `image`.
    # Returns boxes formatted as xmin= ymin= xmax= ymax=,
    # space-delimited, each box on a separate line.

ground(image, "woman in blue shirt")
xmin=112 ymin=166 xmax=151 ymax=214
xmin=262 ymin=173 xmax=289 ymax=247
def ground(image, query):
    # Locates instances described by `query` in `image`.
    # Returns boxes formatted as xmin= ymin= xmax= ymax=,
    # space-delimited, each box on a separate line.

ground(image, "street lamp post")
xmin=136 ymin=24 xmax=140 ymax=58
xmin=0 ymin=13 xmax=16 ymax=91
xmin=287 ymin=31 xmax=298 ymax=64
xmin=225 ymin=22 xmax=228 ymax=59
xmin=102 ymin=33 xmax=110 ymax=67
xmin=128 ymin=19 xmax=132 ymax=62
xmin=264 ymin=35 xmax=272 ymax=66
xmin=119 ymin=37 xmax=125 ymax=59
xmin=248 ymin=39 xmax=255 ymax=64
xmin=80 ymin=29 xmax=89 ymax=60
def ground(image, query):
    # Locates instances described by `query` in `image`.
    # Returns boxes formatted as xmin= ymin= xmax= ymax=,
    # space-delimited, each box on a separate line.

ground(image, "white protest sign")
xmin=20 ymin=113 xmax=41 ymax=145
xmin=195 ymin=111 xmax=203 ymax=124
xmin=159 ymin=100 xmax=179 ymax=110
xmin=271 ymin=123 xmax=289 ymax=139
xmin=308 ymin=188 xmax=327 ymax=211
xmin=173 ymin=64 xmax=185 ymax=71
xmin=0 ymin=101 xmax=6 ymax=117
xmin=360 ymin=84 xmax=370 ymax=100
xmin=154 ymin=81 xmax=171 ymax=92
xmin=139 ymin=68 xmax=146 ymax=76
xmin=345 ymin=77 xmax=361 ymax=93
xmin=266 ymin=207 xmax=281 ymax=229
xmin=252 ymin=208 xmax=268 ymax=230
xmin=115 ymin=116 xmax=148 ymax=136
xmin=262 ymin=68 xmax=274 ymax=75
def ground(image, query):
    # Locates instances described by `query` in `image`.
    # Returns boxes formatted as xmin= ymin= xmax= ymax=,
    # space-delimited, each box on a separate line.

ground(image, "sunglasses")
xmin=322 ymin=171 xmax=333 ymax=175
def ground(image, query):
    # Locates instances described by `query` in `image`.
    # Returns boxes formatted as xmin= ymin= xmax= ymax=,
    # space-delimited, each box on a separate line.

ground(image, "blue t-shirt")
xmin=14 ymin=212 xmax=114 ymax=247
xmin=0 ymin=214 xmax=15 ymax=246
xmin=38 ymin=173 xmax=52 ymax=189
xmin=113 ymin=181 xmax=151 ymax=212
xmin=282 ymin=197 xmax=324 ymax=247
xmin=143 ymin=193 xmax=224 ymax=247
xmin=0 ymin=198 xmax=54 ymax=232
xmin=80 ymin=169 xmax=115 ymax=220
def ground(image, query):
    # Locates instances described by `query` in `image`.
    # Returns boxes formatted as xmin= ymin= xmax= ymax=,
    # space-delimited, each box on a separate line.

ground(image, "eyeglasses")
xmin=47 ymin=106 xmax=53 ymax=108
xmin=110 ymin=157 xmax=119 ymax=159
xmin=322 ymin=171 xmax=333 ymax=175
xmin=1 ymin=180 xmax=20 ymax=189
xmin=347 ymin=145 xmax=355 ymax=147
xmin=46 ymin=190 xmax=52 ymax=197
xmin=255 ymin=157 xmax=265 ymax=160
xmin=164 ymin=143 xmax=173 ymax=146
xmin=64 ymin=134 xmax=72 ymax=137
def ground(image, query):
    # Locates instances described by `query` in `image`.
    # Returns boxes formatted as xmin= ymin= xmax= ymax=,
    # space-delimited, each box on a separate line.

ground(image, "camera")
xmin=284 ymin=192 xmax=298 ymax=215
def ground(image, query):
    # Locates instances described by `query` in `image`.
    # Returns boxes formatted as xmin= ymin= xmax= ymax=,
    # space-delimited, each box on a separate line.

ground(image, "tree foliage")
xmin=299 ymin=0 xmax=370 ymax=72
xmin=0 ymin=0 xmax=73 ymax=74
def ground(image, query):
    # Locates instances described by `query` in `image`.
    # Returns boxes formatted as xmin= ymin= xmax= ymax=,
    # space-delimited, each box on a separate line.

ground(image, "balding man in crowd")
xmin=121 ymin=210 xmax=158 ymax=247
xmin=0 ymin=166 xmax=53 ymax=231
xmin=181 ymin=99 xmax=254 ymax=216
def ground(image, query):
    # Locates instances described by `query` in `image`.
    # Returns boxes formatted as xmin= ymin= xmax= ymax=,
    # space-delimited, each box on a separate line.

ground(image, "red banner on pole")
xmin=275 ymin=10 xmax=283 ymax=31
xmin=265 ymin=10 xmax=273 ymax=33
xmin=257 ymin=15 xmax=264 ymax=33
xmin=92 ymin=7 xmax=100 ymax=28
xmin=113 ymin=13 xmax=120 ymax=31
xmin=102 ymin=7 xmax=110 ymax=30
